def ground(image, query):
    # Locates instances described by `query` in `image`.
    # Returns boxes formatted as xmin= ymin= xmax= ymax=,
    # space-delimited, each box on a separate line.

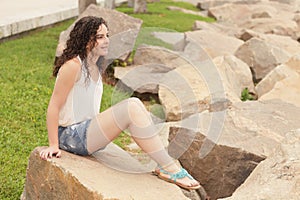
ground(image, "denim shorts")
xmin=58 ymin=119 xmax=92 ymax=156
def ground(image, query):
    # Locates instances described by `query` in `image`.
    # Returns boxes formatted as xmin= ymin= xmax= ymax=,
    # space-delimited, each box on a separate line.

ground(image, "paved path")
xmin=0 ymin=0 xmax=78 ymax=40
xmin=0 ymin=0 xmax=129 ymax=40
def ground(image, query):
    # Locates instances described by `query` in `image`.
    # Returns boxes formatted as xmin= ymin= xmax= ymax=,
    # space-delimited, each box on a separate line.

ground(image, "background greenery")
xmin=0 ymin=0 xmax=212 ymax=199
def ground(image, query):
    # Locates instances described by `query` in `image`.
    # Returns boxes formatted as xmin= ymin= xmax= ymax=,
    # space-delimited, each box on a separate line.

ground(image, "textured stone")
xmin=255 ymin=53 xmax=300 ymax=104
xmin=235 ymin=37 xmax=290 ymax=81
xmin=207 ymin=3 xmax=253 ymax=24
xmin=114 ymin=63 xmax=172 ymax=94
xmin=22 ymin=146 xmax=191 ymax=200
xmin=158 ymin=63 xmax=210 ymax=121
xmin=183 ymin=30 xmax=244 ymax=59
xmin=212 ymin=55 xmax=255 ymax=102
xmin=239 ymin=17 xmax=299 ymax=39
xmin=133 ymin=45 xmax=190 ymax=69
xmin=220 ymin=129 xmax=300 ymax=200
xmin=259 ymin=74 xmax=300 ymax=108
xmin=151 ymin=31 xmax=185 ymax=50
xmin=168 ymin=99 xmax=300 ymax=200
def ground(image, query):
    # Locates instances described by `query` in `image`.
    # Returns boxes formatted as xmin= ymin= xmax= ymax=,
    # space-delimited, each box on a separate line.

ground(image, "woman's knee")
xmin=127 ymin=97 xmax=145 ymax=110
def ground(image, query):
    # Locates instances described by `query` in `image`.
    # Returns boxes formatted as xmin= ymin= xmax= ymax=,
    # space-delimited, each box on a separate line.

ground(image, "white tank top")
xmin=58 ymin=57 xmax=103 ymax=126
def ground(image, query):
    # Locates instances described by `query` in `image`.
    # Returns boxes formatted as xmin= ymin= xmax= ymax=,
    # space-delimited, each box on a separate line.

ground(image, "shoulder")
xmin=57 ymin=57 xmax=82 ymax=81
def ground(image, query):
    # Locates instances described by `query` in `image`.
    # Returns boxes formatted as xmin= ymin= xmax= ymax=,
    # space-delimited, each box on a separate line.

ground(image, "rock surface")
xmin=183 ymin=30 xmax=244 ymax=58
xmin=219 ymin=129 xmax=300 ymax=200
xmin=235 ymin=37 xmax=290 ymax=81
xmin=168 ymin=100 xmax=300 ymax=200
xmin=22 ymin=146 xmax=191 ymax=200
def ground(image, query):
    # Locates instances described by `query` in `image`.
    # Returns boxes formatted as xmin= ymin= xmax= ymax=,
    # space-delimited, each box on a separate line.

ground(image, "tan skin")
xmin=40 ymin=24 xmax=200 ymax=188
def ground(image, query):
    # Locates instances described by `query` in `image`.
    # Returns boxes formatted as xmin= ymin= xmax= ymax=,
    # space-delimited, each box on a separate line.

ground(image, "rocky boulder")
xmin=21 ymin=145 xmax=192 ymax=200
xmin=256 ymin=53 xmax=300 ymax=107
xmin=239 ymin=17 xmax=299 ymax=40
xmin=183 ymin=30 xmax=244 ymax=59
xmin=192 ymin=20 xmax=241 ymax=38
xmin=168 ymin=99 xmax=300 ymax=200
xmin=212 ymin=55 xmax=255 ymax=102
xmin=235 ymin=37 xmax=290 ymax=81
xmin=219 ymin=129 xmax=300 ymax=200
xmin=113 ymin=45 xmax=195 ymax=94
xmin=207 ymin=3 xmax=253 ymax=25
xmin=259 ymin=74 xmax=300 ymax=108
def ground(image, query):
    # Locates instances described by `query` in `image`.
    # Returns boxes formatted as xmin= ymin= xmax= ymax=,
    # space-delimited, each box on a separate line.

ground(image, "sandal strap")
xmin=158 ymin=166 xmax=194 ymax=183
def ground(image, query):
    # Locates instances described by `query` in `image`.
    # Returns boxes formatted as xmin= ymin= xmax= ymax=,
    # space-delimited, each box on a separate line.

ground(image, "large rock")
xmin=259 ymin=74 xmax=300 ymax=108
xmin=133 ymin=45 xmax=190 ymax=69
xmin=220 ymin=129 xmax=300 ymax=200
xmin=151 ymin=31 xmax=185 ymax=50
xmin=237 ymin=30 xmax=300 ymax=55
xmin=158 ymin=62 xmax=211 ymax=122
xmin=212 ymin=55 xmax=255 ymax=102
xmin=239 ymin=17 xmax=299 ymax=39
xmin=56 ymin=4 xmax=142 ymax=63
xmin=114 ymin=63 xmax=172 ymax=94
xmin=192 ymin=20 xmax=241 ymax=38
xmin=183 ymin=30 xmax=244 ymax=58
xmin=22 ymin=145 xmax=191 ymax=200
xmin=167 ymin=99 xmax=300 ymax=200
xmin=256 ymin=53 xmax=300 ymax=108
xmin=158 ymin=55 xmax=254 ymax=121
xmin=255 ymin=63 xmax=297 ymax=97
xmin=235 ymin=37 xmax=290 ymax=81
xmin=207 ymin=3 xmax=253 ymax=24
xmin=113 ymin=45 xmax=195 ymax=94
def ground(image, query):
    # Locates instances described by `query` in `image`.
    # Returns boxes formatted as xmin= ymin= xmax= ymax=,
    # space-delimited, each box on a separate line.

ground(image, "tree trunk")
xmin=134 ymin=0 xmax=147 ymax=13
xmin=104 ymin=0 xmax=116 ymax=9
xmin=78 ymin=0 xmax=97 ymax=14
xmin=128 ymin=0 xmax=134 ymax=7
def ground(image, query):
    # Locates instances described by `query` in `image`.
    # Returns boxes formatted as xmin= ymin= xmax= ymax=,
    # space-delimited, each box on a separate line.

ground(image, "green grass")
xmin=117 ymin=0 xmax=214 ymax=32
xmin=0 ymin=1 xmax=214 ymax=199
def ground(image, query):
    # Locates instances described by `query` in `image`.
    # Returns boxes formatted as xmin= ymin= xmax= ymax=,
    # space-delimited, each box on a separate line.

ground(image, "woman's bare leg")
xmin=86 ymin=97 xmax=199 ymax=187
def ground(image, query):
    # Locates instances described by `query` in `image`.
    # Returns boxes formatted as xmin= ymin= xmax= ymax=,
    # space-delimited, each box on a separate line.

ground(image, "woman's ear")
xmin=86 ymin=42 xmax=91 ymax=52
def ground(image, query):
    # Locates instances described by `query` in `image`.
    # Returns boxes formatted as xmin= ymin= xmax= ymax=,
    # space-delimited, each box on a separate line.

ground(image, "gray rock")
xmin=151 ymin=31 xmax=185 ymax=50
xmin=212 ymin=55 xmax=255 ymax=102
xmin=192 ymin=20 xmax=241 ymax=38
xmin=133 ymin=45 xmax=191 ymax=69
xmin=239 ymin=17 xmax=299 ymax=40
xmin=22 ymin=146 xmax=190 ymax=200
xmin=114 ymin=64 xmax=172 ymax=94
xmin=183 ymin=30 xmax=244 ymax=59
xmin=235 ymin=37 xmax=290 ymax=81
xmin=255 ymin=54 xmax=300 ymax=99
xmin=207 ymin=3 xmax=253 ymax=24
xmin=168 ymin=99 xmax=300 ymax=199
xmin=220 ymin=129 xmax=300 ymax=200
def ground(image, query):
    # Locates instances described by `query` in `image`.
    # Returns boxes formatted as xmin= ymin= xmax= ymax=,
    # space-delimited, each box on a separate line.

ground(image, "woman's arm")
xmin=40 ymin=58 xmax=81 ymax=160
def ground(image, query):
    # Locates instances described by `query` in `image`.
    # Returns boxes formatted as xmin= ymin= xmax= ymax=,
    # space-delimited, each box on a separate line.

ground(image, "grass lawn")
xmin=0 ymin=0 xmax=213 ymax=199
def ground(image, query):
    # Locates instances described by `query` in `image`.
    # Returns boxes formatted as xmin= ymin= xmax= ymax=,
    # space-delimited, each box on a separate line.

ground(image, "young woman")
xmin=39 ymin=16 xmax=200 ymax=190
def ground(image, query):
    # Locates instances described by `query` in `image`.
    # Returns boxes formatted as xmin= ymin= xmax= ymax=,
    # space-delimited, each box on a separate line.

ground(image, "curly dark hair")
xmin=53 ymin=16 xmax=108 ymax=78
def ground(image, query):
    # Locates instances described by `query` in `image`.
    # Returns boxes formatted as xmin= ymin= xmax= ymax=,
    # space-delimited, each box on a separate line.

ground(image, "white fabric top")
xmin=58 ymin=57 xmax=103 ymax=126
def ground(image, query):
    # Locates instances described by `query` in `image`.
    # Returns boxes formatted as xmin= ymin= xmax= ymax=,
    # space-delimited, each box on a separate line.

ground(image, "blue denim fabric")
xmin=58 ymin=119 xmax=92 ymax=156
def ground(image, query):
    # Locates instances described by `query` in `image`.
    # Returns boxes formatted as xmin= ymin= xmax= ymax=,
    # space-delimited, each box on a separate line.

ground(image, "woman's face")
xmin=91 ymin=23 xmax=109 ymax=57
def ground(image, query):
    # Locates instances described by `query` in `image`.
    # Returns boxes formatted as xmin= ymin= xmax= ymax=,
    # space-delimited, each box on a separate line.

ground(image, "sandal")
xmin=153 ymin=166 xmax=201 ymax=190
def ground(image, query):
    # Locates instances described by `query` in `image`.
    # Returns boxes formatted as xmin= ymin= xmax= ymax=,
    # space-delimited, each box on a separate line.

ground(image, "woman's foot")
xmin=154 ymin=165 xmax=201 ymax=190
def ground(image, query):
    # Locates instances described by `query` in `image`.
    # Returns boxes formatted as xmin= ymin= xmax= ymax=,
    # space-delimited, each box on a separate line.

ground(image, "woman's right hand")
xmin=39 ymin=146 xmax=62 ymax=160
